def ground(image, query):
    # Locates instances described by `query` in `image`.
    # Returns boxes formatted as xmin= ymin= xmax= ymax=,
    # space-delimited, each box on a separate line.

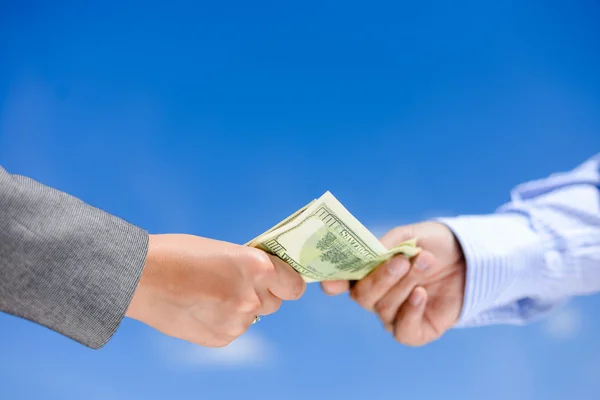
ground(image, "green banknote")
xmin=247 ymin=191 xmax=421 ymax=282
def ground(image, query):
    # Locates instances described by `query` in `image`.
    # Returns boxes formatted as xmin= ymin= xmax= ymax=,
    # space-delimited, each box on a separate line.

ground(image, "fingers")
xmin=321 ymin=280 xmax=350 ymax=295
xmin=373 ymin=250 xmax=435 ymax=323
xmin=183 ymin=320 xmax=235 ymax=348
xmin=392 ymin=286 xmax=428 ymax=346
xmin=265 ymin=254 xmax=306 ymax=300
xmin=185 ymin=293 xmax=261 ymax=347
xmin=219 ymin=312 xmax=261 ymax=347
xmin=349 ymin=256 xmax=410 ymax=311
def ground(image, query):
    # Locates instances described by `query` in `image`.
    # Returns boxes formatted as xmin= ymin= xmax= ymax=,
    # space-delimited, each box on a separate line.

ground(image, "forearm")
xmin=439 ymin=154 xmax=600 ymax=327
xmin=0 ymin=166 xmax=149 ymax=348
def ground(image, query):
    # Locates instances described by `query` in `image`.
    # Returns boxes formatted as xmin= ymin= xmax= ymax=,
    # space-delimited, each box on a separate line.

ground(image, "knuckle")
xmin=393 ymin=328 xmax=426 ymax=347
xmin=212 ymin=337 xmax=234 ymax=348
xmin=392 ymin=326 xmax=411 ymax=345
xmin=373 ymin=301 xmax=388 ymax=316
xmin=397 ymin=336 xmax=424 ymax=347
xmin=189 ymin=330 xmax=232 ymax=348
xmin=376 ymin=306 xmax=396 ymax=324
xmin=247 ymin=250 xmax=275 ymax=276
xmin=372 ymin=267 xmax=389 ymax=282
xmin=272 ymin=298 xmax=283 ymax=312
xmin=388 ymin=225 xmax=415 ymax=241
xmin=349 ymin=286 xmax=363 ymax=301
xmin=263 ymin=297 xmax=283 ymax=314
xmin=290 ymin=278 xmax=306 ymax=300
xmin=387 ymin=226 xmax=404 ymax=238
xmin=350 ymin=287 xmax=368 ymax=306
xmin=187 ymin=334 xmax=208 ymax=347
xmin=228 ymin=324 xmax=248 ymax=338
xmin=233 ymin=295 xmax=262 ymax=313
xmin=393 ymin=330 xmax=408 ymax=345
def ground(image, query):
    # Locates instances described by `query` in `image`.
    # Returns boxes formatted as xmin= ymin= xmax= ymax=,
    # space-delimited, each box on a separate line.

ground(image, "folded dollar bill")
xmin=247 ymin=191 xmax=421 ymax=282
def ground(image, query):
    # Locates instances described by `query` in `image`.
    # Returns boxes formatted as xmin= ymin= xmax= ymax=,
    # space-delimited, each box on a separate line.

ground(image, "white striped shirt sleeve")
xmin=437 ymin=153 xmax=600 ymax=327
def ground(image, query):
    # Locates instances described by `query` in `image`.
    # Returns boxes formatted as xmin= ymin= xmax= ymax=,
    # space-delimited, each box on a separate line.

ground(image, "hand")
xmin=321 ymin=221 xmax=466 ymax=346
xmin=125 ymin=234 xmax=305 ymax=347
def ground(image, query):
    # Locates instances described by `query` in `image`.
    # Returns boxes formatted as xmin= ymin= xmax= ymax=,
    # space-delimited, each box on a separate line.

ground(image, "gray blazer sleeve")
xmin=0 ymin=166 xmax=149 ymax=349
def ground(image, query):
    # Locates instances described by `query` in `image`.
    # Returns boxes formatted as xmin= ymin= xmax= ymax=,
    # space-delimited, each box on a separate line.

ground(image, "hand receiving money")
xmin=322 ymin=221 xmax=466 ymax=347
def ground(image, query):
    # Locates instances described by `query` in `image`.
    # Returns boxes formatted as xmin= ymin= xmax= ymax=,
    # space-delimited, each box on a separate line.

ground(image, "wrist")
xmin=436 ymin=213 xmax=546 ymax=326
xmin=125 ymin=235 xmax=159 ymax=321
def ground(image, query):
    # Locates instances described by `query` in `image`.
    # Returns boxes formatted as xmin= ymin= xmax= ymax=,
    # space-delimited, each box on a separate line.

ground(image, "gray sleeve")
xmin=0 ymin=166 xmax=149 ymax=349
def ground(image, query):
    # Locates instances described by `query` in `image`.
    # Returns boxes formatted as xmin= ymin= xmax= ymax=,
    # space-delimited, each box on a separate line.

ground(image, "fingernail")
xmin=410 ymin=291 xmax=424 ymax=307
xmin=387 ymin=258 xmax=409 ymax=276
xmin=413 ymin=257 xmax=430 ymax=271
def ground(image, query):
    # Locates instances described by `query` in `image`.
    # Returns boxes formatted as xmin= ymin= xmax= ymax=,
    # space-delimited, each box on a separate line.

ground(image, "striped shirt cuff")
xmin=436 ymin=213 xmax=547 ymax=327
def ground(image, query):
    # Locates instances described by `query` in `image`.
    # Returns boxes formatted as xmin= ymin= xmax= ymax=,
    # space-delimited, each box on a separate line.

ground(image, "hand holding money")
xmin=247 ymin=191 xmax=421 ymax=282
xmin=126 ymin=234 xmax=305 ymax=348
xmin=322 ymin=221 xmax=466 ymax=348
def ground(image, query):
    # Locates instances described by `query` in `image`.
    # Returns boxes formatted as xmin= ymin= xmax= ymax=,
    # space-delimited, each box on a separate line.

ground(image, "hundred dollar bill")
xmin=246 ymin=191 xmax=421 ymax=282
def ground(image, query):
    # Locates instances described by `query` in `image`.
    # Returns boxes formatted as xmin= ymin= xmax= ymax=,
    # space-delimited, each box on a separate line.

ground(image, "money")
xmin=247 ymin=191 xmax=421 ymax=282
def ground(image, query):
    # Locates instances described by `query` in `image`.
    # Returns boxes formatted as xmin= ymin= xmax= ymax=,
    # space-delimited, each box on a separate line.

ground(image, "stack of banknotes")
xmin=247 ymin=191 xmax=421 ymax=282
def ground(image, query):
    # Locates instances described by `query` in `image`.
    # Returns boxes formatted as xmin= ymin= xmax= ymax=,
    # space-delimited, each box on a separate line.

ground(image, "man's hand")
xmin=125 ymin=234 xmax=305 ymax=347
xmin=321 ymin=222 xmax=466 ymax=346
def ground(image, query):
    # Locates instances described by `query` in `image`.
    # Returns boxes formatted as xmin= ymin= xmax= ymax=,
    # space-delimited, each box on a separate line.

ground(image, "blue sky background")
xmin=1 ymin=1 xmax=599 ymax=399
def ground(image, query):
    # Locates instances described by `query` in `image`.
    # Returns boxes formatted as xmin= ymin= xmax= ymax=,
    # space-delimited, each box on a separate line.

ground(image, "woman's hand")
xmin=126 ymin=234 xmax=306 ymax=347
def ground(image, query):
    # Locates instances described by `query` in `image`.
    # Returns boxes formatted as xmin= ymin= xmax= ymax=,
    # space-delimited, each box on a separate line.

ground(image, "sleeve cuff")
xmin=436 ymin=213 xmax=547 ymax=326
xmin=0 ymin=170 xmax=150 ymax=349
